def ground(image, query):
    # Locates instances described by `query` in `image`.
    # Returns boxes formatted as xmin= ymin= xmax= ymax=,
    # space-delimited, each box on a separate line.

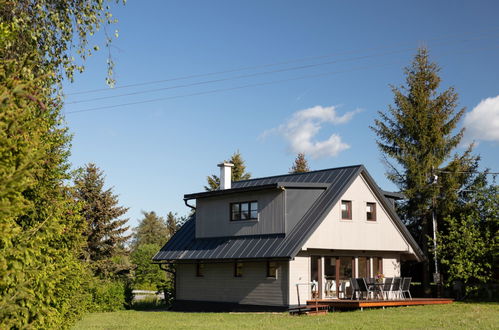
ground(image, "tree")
xmin=437 ymin=176 xmax=498 ymax=297
xmin=370 ymin=48 xmax=480 ymax=295
xmin=132 ymin=211 xmax=169 ymax=249
xmin=131 ymin=244 xmax=166 ymax=290
xmin=74 ymin=163 xmax=131 ymax=278
xmin=205 ymin=151 xmax=251 ymax=191
xmin=290 ymin=153 xmax=310 ymax=173
xmin=1 ymin=1 xmax=124 ymax=327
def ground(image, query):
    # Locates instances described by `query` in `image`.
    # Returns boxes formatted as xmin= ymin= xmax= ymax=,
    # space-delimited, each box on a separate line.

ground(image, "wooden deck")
xmin=306 ymin=298 xmax=454 ymax=309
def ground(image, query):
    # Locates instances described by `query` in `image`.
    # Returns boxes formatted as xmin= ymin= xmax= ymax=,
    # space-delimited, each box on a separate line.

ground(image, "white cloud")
xmin=262 ymin=105 xmax=361 ymax=159
xmin=464 ymin=95 xmax=499 ymax=142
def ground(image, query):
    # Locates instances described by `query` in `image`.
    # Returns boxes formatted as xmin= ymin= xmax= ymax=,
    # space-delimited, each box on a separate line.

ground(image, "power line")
xmin=65 ymin=44 xmax=499 ymax=115
xmin=65 ymin=47 xmax=415 ymax=104
xmin=437 ymin=170 xmax=499 ymax=175
xmin=66 ymin=33 xmax=499 ymax=105
xmin=65 ymin=27 xmax=499 ymax=96
xmin=66 ymin=61 xmax=403 ymax=114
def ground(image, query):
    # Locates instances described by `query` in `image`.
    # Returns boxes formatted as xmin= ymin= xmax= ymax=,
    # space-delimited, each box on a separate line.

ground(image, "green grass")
xmin=73 ymin=302 xmax=498 ymax=329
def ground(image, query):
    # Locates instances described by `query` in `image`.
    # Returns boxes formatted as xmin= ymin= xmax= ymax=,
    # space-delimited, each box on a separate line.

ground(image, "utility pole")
xmin=431 ymin=172 xmax=441 ymax=296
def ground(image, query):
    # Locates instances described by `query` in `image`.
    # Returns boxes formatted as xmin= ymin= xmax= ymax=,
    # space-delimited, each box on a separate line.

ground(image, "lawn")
xmin=73 ymin=302 xmax=498 ymax=329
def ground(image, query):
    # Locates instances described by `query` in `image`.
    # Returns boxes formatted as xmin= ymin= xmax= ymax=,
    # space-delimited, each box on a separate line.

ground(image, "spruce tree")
xmin=205 ymin=151 xmax=251 ymax=191
xmin=371 ymin=48 xmax=480 ymax=295
xmin=132 ymin=211 xmax=169 ymax=249
xmin=74 ymin=163 xmax=131 ymax=278
xmin=290 ymin=153 xmax=310 ymax=173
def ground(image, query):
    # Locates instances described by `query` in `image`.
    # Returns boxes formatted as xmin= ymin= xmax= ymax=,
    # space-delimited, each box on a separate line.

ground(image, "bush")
xmin=89 ymin=280 xmax=126 ymax=312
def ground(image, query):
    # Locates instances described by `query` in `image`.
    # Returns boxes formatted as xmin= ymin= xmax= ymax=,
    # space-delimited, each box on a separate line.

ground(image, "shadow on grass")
xmin=130 ymin=296 xmax=169 ymax=311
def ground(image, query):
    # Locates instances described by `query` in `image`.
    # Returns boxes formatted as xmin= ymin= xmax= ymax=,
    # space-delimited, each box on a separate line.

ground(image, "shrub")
xmin=89 ymin=280 xmax=126 ymax=312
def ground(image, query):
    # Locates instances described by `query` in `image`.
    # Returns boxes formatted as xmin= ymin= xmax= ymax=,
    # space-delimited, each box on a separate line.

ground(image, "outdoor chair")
xmin=356 ymin=278 xmax=374 ymax=300
xmin=401 ymin=277 xmax=412 ymax=299
xmin=381 ymin=277 xmax=393 ymax=300
xmin=390 ymin=277 xmax=402 ymax=299
xmin=350 ymin=278 xmax=361 ymax=300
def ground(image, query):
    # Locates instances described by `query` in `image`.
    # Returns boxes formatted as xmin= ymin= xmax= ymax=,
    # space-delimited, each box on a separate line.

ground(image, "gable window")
xmin=341 ymin=200 xmax=352 ymax=220
xmin=230 ymin=201 xmax=258 ymax=221
xmin=234 ymin=261 xmax=243 ymax=277
xmin=196 ymin=262 xmax=204 ymax=277
xmin=267 ymin=261 xmax=278 ymax=278
xmin=366 ymin=202 xmax=376 ymax=221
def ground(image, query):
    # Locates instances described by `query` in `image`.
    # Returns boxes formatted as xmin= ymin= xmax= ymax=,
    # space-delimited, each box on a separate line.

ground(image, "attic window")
xmin=366 ymin=202 xmax=376 ymax=221
xmin=230 ymin=201 xmax=258 ymax=221
xmin=341 ymin=200 xmax=352 ymax=220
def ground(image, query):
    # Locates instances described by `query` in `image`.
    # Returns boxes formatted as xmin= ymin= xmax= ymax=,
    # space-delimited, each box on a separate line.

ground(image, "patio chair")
xmin=401 ymin=277 xmax=412 ymax=299
xmin=350 ymin=278 xmax=361 ymax=300
xmin=356 ymin=278 xmax=374 ymax=300
xmin=381 ymin=277 xmax=393 ymax=300
xmin=390 ymin=277 xmax=402 ymax=299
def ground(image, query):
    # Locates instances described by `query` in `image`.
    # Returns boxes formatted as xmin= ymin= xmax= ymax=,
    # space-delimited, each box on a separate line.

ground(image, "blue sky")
xmin=63 ymin=0 xmax=499 ymax=228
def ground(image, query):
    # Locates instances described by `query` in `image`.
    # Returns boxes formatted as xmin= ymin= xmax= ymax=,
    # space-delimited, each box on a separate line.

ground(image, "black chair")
xmin=356 ymin=278 xmax=374 ymax=300
xmin=381 ymin=277 xmax=393 ymax=300
xmin=401 ymin=277 xmax=412 ymax=299
xmin=350 ymin=278 xmax=361 ymax=300
xmin=391 ymin=277 xmax=402 ymax=299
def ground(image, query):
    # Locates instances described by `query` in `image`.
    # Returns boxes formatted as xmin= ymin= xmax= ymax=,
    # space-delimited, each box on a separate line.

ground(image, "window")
xmin=267 ymin=261 xmax=278 ymax=278
xmin=196 ymin=262 xmax=204 ymax=277
xmin=366 ymin=202 xmax=376 ymax=221
xmin=341 ymin=200 xmax=352 ymax=219
xmin=373 ymin=257 xmax=383 ymax=276
xmin=230 ymin=201 xmax=258 ymax=221
xmin=234 ymin=262 xmax=243 ymax=277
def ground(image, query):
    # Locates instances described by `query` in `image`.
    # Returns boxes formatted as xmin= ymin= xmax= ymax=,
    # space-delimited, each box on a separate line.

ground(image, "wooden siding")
xmin=303 ymin=174 xmax=415 ymax=254
xmin=196 ymin=190 xmax=285 ymax=238
xmin=288 ymin=256 xmax=310 ymax=306
xmin=176 ymin=261 xmax=289 ymax=306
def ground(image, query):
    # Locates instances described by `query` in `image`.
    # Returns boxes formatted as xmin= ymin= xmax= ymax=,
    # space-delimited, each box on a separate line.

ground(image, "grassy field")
xmin=73 ymin=302 xmax=498 ymax=329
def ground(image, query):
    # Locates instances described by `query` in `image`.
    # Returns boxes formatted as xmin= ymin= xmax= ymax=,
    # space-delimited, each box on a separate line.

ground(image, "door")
xmin=310 ymin=256 xmax=322 ymax=298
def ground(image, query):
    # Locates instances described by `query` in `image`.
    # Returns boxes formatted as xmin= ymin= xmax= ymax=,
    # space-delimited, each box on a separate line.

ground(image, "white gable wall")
xmin=302 ymin=174 xmax=414 ymax=254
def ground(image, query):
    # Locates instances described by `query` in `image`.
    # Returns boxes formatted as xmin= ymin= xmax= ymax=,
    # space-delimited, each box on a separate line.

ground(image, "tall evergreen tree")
xmin=166 ymin=212 xmax=181 ymax=238
xmin=290 ymin=153 xmax=310 ymax=173
xmin=74 ymin=163 xmax=131 ymax=278
xmin=205 ymin=151 xmax=251 ymax=191
xmin=371 ymin=48 xmax=480 ymax=295
xmin=132 ymin=211 xmax=169 ymax=249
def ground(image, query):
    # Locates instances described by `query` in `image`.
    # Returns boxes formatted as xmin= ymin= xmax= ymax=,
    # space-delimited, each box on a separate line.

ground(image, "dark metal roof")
xmin=153 ymin=217 xmax=287 ymax=260
xmin=184 ymin=182 xmax=330 ymax=200
xmin=153 ymin=165 xmax=424 ymax=262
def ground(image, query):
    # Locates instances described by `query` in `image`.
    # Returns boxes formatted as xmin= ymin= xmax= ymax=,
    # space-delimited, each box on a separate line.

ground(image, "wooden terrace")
xmin=306 ymin=298 xmax=454 ymax=310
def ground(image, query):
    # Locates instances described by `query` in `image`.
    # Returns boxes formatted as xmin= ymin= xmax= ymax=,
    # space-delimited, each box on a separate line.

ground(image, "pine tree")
xmin=205 ymin=151 xmax=251 ymax=191
xmin=290 ymin=153 xmax=310 ymax=173
xmin=166 ymin=212 xmax=180 ymax=238
xmin=132 ymin=211 xmax=169 ymax=249
xmin=74 ymin=163 xmax=131 ymax=278
xmin=371 ymin=48 xmax=480 ymax=295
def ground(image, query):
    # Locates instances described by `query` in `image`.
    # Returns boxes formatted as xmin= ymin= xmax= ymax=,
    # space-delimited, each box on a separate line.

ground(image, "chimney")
xmin=218 ymin=162 xmax=234 ymax=190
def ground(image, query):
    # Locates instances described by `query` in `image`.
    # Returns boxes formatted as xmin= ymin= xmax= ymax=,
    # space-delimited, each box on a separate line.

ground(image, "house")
xmin=153 ymin=164 xmax=424 ymax=311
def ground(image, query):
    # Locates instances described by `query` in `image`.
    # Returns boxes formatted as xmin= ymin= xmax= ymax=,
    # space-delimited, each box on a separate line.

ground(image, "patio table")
xmin=366 ymin=280 xmax=384 ymax=299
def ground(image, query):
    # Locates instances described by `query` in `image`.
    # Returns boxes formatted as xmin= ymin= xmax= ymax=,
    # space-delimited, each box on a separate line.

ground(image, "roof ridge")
xmin=233 ymin=164 xmax=364 ymax=184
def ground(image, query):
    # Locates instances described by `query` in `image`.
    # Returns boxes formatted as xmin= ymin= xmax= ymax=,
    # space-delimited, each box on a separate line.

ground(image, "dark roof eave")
xmin=184 ymin=183 xmax=280 ymax=200
xmin=184 ymin=182 xmax=329 ymax=200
